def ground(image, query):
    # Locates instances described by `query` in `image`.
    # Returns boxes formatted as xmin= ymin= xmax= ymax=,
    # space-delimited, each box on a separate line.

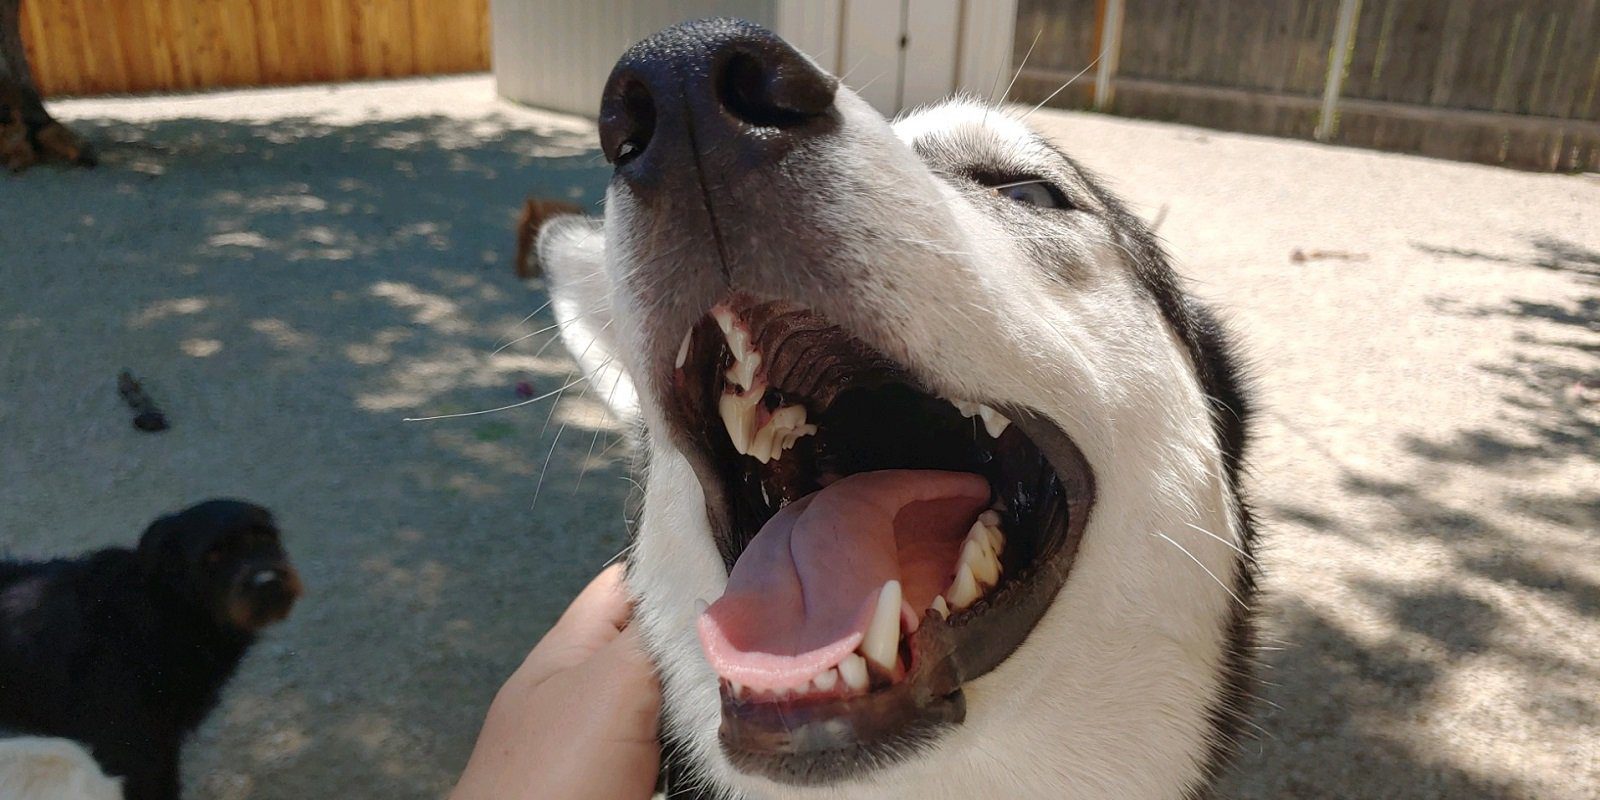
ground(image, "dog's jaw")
xmin=544 ymin=87 xmax=1252 ymax=800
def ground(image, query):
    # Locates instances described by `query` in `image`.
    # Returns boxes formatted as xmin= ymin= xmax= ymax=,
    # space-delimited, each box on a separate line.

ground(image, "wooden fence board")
xmin=20 ymin=0 xmax=489 ymax=97
xmin=1017 ymin=0 xmax=1600 ymax=170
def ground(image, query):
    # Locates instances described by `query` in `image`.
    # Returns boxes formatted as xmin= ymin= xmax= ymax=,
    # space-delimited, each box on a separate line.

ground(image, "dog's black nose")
xmin=599 ymin=19 xmax=837 ymax=185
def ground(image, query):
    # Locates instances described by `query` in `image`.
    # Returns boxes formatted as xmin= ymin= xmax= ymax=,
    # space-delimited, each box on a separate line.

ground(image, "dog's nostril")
xmin=603 ymin=77 xmax=656 ymax=166
xmin=718 ymin=49 xmax=835 ymax=129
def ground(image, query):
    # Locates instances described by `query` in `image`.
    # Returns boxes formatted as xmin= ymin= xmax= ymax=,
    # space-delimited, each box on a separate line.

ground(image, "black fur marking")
xmin=1078 ymin=165 xmax=1262 ymax=797
xmin=0 ymin=500 xmax=299 ymax=800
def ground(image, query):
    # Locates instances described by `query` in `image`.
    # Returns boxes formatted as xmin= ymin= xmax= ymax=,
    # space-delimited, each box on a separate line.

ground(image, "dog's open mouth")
xmin=667 ymin=294 xmax=1095 ymax=782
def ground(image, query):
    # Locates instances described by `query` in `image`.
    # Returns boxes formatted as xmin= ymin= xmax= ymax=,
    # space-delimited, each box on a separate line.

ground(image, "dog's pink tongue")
xmin=697 ymin=470 xmax=989 ymax=690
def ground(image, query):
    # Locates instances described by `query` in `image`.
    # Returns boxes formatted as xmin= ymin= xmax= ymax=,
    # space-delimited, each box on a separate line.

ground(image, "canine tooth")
xmin=839 ymin=654 xmax=869 ymax=691
xmin=812 ymin=668 xmax=838 ymax=691
xmin=725 ymin=352 xmax=761 ymax=394
xmin=730 ymin=681 xmax=745 ymax=697
xmin=719 ymin=392 xmax=759 ymax=454
xmin=930 ymin=595 xmax=950 ymax=619
xmin=860 ymin=581 xmax=902 ymax=673
xmin=962 ymin=538 xmax=1000 ymax=587
xmin=976 ymin=405 xmax=1011 ymax=438
xmin=711 ymin=306 xmax=737 ymax=335
xmin=675 ymin=329 xmax=692 ymax=369
xmin=946 ymin=563 xmax=981 ymax=610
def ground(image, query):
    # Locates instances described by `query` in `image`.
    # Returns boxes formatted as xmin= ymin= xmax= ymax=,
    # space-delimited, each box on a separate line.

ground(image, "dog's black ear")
xmin=136 ymin=513 xmax=188 ymax=584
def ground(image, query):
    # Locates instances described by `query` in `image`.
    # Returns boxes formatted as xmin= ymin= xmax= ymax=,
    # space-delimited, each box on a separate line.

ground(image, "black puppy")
xmin=0 ymin=500 xmax=301 ymax=800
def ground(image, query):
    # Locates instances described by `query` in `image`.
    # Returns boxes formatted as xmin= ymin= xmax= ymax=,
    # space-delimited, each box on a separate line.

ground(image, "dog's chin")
xmin=651 ymin=296 xmax=1095 ymax=786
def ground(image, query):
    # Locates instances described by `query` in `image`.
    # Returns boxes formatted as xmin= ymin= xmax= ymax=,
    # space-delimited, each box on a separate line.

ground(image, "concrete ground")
xmin=0 ymin=75 xmax=1594 ymax=799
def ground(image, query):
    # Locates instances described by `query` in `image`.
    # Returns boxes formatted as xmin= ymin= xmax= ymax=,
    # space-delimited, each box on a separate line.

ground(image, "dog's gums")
xmin=668 ymin=295 xmax=1093 ymax=781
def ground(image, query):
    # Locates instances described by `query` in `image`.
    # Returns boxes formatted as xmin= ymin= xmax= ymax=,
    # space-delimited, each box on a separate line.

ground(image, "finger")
xmin=589 ymin=625 xmax=662 ymax=746
xmin=523 ymin=564 xmax=635 ymax=681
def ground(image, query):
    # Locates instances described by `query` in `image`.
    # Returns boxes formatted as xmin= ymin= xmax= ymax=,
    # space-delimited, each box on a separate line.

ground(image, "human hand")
xmin=451 ymin=564 xmax=661 ymax=800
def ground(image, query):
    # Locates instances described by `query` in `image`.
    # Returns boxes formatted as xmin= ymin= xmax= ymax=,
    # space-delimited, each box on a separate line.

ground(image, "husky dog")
xmin=535 ymin=19 xmax=1257 ymax=800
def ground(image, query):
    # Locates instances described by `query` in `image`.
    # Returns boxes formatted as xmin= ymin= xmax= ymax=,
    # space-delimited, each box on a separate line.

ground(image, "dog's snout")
xmin=600 ymin=19 xmax=837 ymax=183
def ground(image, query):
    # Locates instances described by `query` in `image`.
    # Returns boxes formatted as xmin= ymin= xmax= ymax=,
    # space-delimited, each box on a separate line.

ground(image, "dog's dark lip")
xmin=659 ymin=297 xmax=1096 ymax=785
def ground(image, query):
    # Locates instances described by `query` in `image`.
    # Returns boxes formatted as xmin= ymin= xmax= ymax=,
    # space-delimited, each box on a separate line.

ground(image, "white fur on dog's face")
xmin=541 ymin=91 xmax=1249 ymax=799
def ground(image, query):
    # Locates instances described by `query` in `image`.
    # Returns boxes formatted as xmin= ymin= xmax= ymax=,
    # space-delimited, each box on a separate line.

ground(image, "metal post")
xmin=1317 ymin=0 xmax=1362 ymax=141
xmin=1093 ymin=0 xmax=1124 ymax=111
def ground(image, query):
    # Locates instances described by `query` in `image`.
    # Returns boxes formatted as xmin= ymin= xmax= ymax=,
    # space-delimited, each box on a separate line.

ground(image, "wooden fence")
xmin=20 ymin=0 xmax=490 ymax=98
xmin=1013 ymin=0 xmax=1600 ymax=171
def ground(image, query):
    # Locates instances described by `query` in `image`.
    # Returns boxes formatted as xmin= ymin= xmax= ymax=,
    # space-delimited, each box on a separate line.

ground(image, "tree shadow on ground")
xmin=0 ymin=111 xmax=630 ymax=798
xmin=1223 ymin=244 xmax=1597 ymax=798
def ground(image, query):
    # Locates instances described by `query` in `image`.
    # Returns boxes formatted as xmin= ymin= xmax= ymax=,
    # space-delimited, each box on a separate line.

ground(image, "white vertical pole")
xmin=1317 ymin=0 xmax=1362 ymax=141
xmin=1093 ymin=0 xmax=1124 ymax=111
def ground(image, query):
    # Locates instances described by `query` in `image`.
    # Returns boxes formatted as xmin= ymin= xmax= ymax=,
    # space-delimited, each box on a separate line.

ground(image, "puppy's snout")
xmin=600 ymin=18 xmax=836 ymax=184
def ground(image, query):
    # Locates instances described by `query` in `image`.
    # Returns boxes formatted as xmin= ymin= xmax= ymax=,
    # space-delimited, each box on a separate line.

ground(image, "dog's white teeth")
xmin=941 ymin=516 xmax=1005 ymax=613
xmin=812 ymin=667 xmax=839 ymax=692
xmin=718 ymin=312 xmax=762 ymax=392
xmin=726 ymin=399 xmax=814 ymax=464
xmin=711 ymin=305 xmax=737 ymax=335
xmin=949 ymin=398 xmax=1011 ymax=438
xmin=751 ymin=404 xmax=813 ymax=464
xmin=719 ymin=390 xmax=760 ymax=455
xmin=859 ymin=581 xmax=902 ymax=673
xmin=730 ymin=680 xmax=746 ymax=698
xmin=961 ymin=537 xmax=1001 ymax=588
xmin=838 ymin=653 xmax=870 ymax=691
xmin=930 ymin=595 xmax=950 ymax=620
xmin=675 ymin=329 xmax=692 ymax=369
xmin=976 ymin=405 xmax=1011 ymax=438
xmin=946 ymin=563 xmax=982 ymax=610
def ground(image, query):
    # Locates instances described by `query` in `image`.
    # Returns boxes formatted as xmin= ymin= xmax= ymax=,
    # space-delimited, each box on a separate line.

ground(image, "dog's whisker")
xmin=492 ymin=307 xmax=602 ymax=356
xmin=988 ymin=27 xmax=1043 ymax=124
xmin=495 ymin=296 xmax=556 ymax=349
xmin=1151 ymin=531 xmax=1248 ymax=609
xmin=1182 ymin=522 xmax=1255 ymax=563
xmin=401 ymin=373 xmax=593 ymax=422
xmin=572 ymin=361 xmax=627 ymax=496
xmin=1020 ymin=49 xmax=1106 ymax=122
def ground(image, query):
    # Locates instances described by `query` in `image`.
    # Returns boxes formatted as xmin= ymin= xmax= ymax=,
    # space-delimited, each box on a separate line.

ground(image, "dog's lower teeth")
xmin=812 ymin=667 xmax=839 ymax=691
xmin=859 ymin=581 xmax=903 ymax=673
xmin=944 ymin=516 xmax=1006 ymax=611
xmin=930 ymin=595 xmax=950 ymax=619
xmin=946 ymin=563 xmax=981 ymax=610
xmin=839 ymin=653 xmax=869 ymax=691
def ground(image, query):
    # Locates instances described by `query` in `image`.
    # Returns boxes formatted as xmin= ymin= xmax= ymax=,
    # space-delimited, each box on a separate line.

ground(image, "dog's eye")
xmin=995 ymin=180 xmax=1065 ymax=209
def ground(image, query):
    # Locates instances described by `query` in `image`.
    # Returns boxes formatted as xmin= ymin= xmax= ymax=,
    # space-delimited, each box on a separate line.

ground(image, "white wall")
xmin=492 ymin=0 xmax=1015 ymax=118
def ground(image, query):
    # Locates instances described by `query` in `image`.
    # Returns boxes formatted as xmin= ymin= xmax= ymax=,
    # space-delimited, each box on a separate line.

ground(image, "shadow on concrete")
xmin=0 ymin=111 xmax=628 ymax=798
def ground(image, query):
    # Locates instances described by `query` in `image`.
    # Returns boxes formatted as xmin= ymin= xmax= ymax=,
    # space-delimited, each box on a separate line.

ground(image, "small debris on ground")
xmin=1291 ymin=248 xmax=1371 ymax=264
xmin=117 ymin=370 xmax=169 ymax=432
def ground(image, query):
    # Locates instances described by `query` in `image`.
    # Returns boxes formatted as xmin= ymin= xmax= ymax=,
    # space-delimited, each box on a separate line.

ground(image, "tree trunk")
xmin=0 ymin=0 xmax=93 ymax=171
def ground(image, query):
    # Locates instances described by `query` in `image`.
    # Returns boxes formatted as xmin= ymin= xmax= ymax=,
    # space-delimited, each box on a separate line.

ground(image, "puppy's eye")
xmin=995 ymin=180 xmax=1066 ymax=209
